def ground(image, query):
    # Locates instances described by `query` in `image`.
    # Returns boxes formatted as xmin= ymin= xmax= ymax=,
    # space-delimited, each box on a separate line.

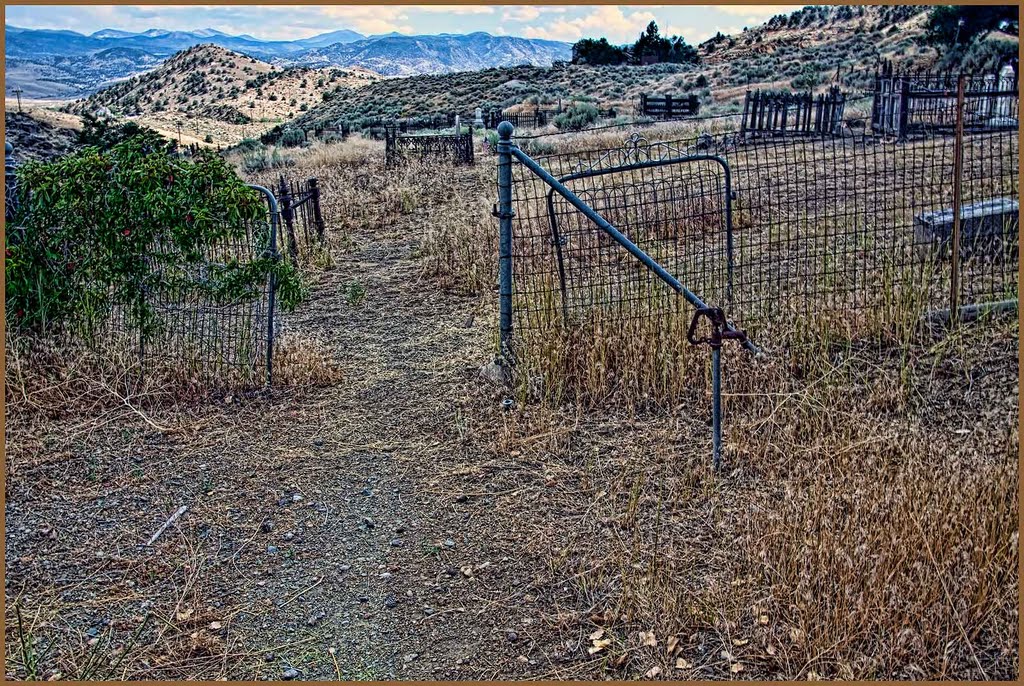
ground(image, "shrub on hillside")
xmin=554 ymin=102 xmax=600 ymax=131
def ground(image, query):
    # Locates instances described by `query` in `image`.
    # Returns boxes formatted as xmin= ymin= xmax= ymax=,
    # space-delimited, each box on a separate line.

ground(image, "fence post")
xmin=897 ymin=77 xmax=911 ymax=138
xmin=495 ymin=121 xmax=515 ymax=365
xmin=949 ymin=74 xmax=966 ymax=320
xmin=5 ymin=141 xmax=16 ymax=222
xmin=308 ymin=177 xmax=326 ymax=242
xmin=277 ymin=175 xmax=299 ymax=263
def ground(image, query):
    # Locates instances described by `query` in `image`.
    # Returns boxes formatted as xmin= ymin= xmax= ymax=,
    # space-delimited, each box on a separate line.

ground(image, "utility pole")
xmin=12 ymin=87 xmax=23 ymax=113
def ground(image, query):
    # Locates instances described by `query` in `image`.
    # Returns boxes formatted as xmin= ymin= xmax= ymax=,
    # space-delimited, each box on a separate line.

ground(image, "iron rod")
xmin=247 ymin=184 xmax=279 ymax=387
xmin=712 ymin=347 xmax=722 ymax=471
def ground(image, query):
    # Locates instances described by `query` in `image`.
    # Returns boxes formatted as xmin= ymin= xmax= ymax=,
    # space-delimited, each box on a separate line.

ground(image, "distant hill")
xmin=4 ymin=24 xmax=572 ymax=98
xmin=64 ymin=44 xmax=377 ymax=144
xmin=298 ymin=32 xmax=572 ymax=76
xmin=4 ymin=111 xmax=78 ymax=163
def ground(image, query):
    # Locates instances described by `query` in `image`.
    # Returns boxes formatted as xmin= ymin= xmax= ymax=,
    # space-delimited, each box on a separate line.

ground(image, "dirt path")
xmin=5 ymin=190 xmax=579 ymax=680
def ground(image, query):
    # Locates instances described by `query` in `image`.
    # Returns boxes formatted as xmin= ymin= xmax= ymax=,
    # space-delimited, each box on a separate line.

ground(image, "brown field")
xmin=4 ymin=119 xmax=1018 ymax=680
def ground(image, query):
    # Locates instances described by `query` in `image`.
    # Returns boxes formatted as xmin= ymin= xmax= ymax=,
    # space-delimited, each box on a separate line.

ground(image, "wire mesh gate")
xmin=496 ymin=123 xmax=754 ymax=469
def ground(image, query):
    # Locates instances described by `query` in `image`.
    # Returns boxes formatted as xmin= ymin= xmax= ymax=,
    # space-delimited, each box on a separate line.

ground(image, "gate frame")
xmin=544 ymin=154 xmax=736 ymax=324
xmin=495 ymin=121 xmax=756 ymax=470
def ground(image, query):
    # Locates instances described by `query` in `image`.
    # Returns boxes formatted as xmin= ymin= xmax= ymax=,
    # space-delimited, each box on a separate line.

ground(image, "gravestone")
xmin=915 ymin=197 xmax=1019 ymax=258
xmin=474 ymin=107 xmax=484 ymax=128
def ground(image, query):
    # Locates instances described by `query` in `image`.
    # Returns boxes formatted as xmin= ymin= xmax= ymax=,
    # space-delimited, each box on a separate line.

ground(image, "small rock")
xmin=260 ymin=520 xmax=274 ymax=534
xmin=361 ymin=488 xmax=373 ymax=497
xmin=358 ymin=595 xmax=369 ymax=603
xmin=281 ymin=667 xmax=300 ymax=680
xmin=264 ymin=652 xmax=275 ymax=662
xmin=283 ymin=532 xmax=294 ymax=541
xmin=423 ymin=607 xmax=434 ymax=615
xmin=403 ymin=653 xmax=418 ymax=663
xmin=455 ymin=494 xmax=469 ymax=503
xmin=406 ymin=590 xmax=414 ymax=597
xmin=443 ymin=539 xmax=456 ymax=549
xmin=507 ymin=631 xmax=519 ymax=642
xmin=479 ymin=359 xmax=506 ymax=385
xmin=389 ymin=539 xmax=403 ymax=547
xmin=266 ymin=546 xmax=279 ymax=554
xmin=291 ymin=494 xmax=303 ymax=503
xmin=360 ymin=516 xmax=375 ymax=529
xmin=313 ymin=439 xmax=324 ymax=447
xmin=379 ymin=572 xmax=392 ymax=580
xmin=384 ymin=594 xmax=398 ymax=609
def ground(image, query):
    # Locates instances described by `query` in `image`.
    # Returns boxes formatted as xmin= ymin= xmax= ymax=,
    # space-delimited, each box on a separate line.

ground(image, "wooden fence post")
xmin=277 ymin=175 xmax=300 ymax=263
xmin=308 ymin=178 xmax=325 ymax=242
xmin=948 ymin=74 xmax=966 ymax=320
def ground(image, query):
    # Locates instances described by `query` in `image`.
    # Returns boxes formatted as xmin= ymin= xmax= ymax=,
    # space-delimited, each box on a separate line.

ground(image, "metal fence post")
xmin=711 ymin=347 xmax=722 ymax=470
xmin=246 ymin=184 xmax=280 ymax=387
xmin=949 ymin=74 xmax=966 ymax=320
xmin=495 ymin=121 xmax=515 ymax=363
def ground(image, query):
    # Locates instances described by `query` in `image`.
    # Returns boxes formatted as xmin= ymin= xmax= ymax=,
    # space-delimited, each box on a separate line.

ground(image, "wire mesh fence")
xmin=5 ymin=148 xmax=282 ymax=388
xmin=503 ymin=114 xmax=1018 ymax=346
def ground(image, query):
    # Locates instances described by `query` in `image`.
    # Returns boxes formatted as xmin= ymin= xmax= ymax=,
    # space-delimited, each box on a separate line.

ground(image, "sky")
xmin=5 ymin=5 xmax=803 ymax=44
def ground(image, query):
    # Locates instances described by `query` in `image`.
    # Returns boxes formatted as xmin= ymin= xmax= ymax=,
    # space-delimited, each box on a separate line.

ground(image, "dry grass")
xmin=5 ymin=120 xmax=1017 ymax=681
xmin=409 ymin=124 xmax=1019 ymax=679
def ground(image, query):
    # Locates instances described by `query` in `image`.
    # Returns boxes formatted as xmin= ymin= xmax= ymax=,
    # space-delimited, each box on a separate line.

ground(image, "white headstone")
xmin=454 ymin=114 xmax=460 ymax=134
xmin=997 ymin=64 xmax=1016 ymax=118
xmin=982 ymin=73 xmax=997 ymax=118
xmin=474 ymin=107 xmax=484 ymax=128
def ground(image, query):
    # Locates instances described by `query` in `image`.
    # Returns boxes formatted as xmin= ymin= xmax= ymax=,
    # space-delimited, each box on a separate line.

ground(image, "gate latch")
xmin=491 ymin=203 xmax=515 ymax=219
xmin=687 ymin=306 xmax=747 ymax=350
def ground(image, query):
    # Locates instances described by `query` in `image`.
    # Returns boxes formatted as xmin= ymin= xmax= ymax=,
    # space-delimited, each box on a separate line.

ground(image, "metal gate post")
xmin=495 ymin=122 xmax=516 ymax=363
xmin=247 ymin=184 xmax=280 ymax=387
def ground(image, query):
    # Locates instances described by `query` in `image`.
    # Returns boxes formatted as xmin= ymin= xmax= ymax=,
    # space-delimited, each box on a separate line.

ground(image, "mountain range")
xmin=4 ymin=25 xmax=572 ymax=98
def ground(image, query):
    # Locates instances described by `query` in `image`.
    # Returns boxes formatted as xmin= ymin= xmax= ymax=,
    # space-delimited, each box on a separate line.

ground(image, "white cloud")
xmin=416 ymin=6 xmax=495 ymax=14
xmin=504 ymin=7 xmax=541 ymax=23
xmin=521 ymin=6 xmax=660 ymax=43
xmin=712 ymin=5 xmax=801 ymax=26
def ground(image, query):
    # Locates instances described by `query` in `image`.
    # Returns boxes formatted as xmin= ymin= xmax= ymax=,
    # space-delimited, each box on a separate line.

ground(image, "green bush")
xmin=553 ymin=102 xmax=601 ymax=131
xmin=279 ymin=127 xmax=306 ymax=148
xmin=6 ymin=137 xmax=304 ymax=336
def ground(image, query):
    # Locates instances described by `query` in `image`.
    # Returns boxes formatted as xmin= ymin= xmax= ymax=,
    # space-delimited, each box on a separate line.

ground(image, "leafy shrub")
xmin=553 ymin=102 xmax=601 ymax=131
xmin=241 ymin=147 xmax=295 ymax=173
xmin=6 ymin=137 xmax=304 ymax=337
xmin=791 ymin=65 xmax=826 ymax=91
xmin=279 ymin=127 xmax=306 ymax=148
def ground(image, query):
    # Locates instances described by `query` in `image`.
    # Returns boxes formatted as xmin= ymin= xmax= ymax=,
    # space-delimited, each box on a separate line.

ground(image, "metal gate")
xmin=495 ymin=124 xmax=754 ymax=469
xmin=544 ymin=154 xmax=735 ymax=326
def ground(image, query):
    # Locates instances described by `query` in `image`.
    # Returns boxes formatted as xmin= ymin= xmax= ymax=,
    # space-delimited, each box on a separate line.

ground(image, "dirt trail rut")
xmin=241 ymin=224 xmax=555 ymax=679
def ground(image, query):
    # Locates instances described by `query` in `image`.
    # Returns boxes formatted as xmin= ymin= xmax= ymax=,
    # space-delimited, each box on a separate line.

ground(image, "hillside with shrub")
xmin=287 ymin=4 xmax=1017 ymax=132
xmin=65 ymin=44 xmax=377 ymax=145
